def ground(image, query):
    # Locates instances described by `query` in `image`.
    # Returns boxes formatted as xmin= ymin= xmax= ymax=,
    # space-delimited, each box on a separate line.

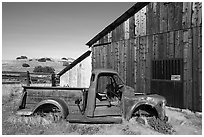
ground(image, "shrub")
xmin=33 ymin=66 xmax=55 ymax=73
xmin=33 ymin=66 xmax=43 ymax=72
xmin=16 ymin=56 xmax=28 ymax=60
xmin=45 ymin=58 xmax=52 ymax=61
xmin=63 ymin=61 xmax=70 ymax=66
xmin=43 ymin=66 xmax=55 ymax=73
xmin=61 ymin=58 xmax=68 ymax=60
xmin=38 ymin=58 xmax=46 ymax=62
xmin=22 ymin=63 xmax=30 ymax=67
xmin=37 ymin=58 xmax=52 ymax=62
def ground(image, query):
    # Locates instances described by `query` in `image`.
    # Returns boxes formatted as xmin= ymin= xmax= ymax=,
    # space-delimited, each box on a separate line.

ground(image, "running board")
xmin=67 ymin=115 xmax=122 ymax=124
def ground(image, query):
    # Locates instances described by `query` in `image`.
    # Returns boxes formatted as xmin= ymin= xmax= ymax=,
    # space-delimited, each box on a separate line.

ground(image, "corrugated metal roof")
xmin=86 ymin=2 xmax=149 ymax=47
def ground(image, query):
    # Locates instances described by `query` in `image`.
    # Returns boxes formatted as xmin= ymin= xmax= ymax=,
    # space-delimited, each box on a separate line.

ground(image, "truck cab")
xmin=81 ymin=69 xmax=167 ymax=122
xmin=85 ymin=69 xmax=124 ymax=117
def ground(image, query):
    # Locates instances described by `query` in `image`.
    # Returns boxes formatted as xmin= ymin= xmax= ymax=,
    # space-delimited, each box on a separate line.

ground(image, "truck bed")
xmin=22 ymin=86 xmax=88 ymax=114
xmin=23 ymin=86 xmax=87 ymax=90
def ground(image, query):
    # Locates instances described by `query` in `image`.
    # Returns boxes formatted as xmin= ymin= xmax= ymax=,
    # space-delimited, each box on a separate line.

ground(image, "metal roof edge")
xmin=86 ymin=2 xmax=150 ymax=47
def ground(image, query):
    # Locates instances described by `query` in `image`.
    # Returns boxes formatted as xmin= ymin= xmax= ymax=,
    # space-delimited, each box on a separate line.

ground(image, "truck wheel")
xmin=48 ymin=106 xmax=63 ymax=122
xmin=133 ymin=104 xmax=159 ymax=118
xmin=131 ymin=105 xmax=158 ymax=125
xmin=34 ymin=104 xmax=64 ymax=122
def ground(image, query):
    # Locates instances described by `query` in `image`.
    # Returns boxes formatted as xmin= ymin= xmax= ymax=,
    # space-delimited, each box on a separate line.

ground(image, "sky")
xmin=2 ymin=2 xmax=134 ymax=60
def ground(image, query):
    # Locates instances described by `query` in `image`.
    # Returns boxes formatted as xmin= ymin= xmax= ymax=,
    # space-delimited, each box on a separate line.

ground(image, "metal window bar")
xmin=152 ymin=58 xmax=183 ymax=81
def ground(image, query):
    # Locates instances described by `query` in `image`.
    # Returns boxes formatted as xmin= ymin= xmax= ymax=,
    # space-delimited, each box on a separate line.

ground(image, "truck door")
xmin=94 ymin=74 xmax=121 ymax=117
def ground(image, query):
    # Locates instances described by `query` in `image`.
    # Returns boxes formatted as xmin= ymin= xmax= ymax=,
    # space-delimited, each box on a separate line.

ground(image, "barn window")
xmin=152 ymin=59 xmax=183 ymax=81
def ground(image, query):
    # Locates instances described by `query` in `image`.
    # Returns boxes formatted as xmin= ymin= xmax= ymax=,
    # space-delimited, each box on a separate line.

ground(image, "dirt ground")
xmin=2 ymin=84 xmax=202 ymax=135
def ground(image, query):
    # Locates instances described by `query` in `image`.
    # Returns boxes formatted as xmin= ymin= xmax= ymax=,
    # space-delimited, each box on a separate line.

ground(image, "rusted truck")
xmin=17 ymin=68 xmax=168 ymax=124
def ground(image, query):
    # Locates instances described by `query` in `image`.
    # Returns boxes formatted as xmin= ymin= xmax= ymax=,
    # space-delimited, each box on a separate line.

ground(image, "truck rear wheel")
xmin=33 ymin=98 xmax=69 ymax=122
xmin=34 ymin=104 xmax=64 ymax=122
xmin=47 ymin=106 xmax=63 ymax=122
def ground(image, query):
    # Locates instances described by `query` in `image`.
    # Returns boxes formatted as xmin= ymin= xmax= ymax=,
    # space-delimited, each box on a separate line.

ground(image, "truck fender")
xmin=32 ymin=98 xmax=69 ymax=119
xmin=127 ymin=102 xmax=157 ymax=121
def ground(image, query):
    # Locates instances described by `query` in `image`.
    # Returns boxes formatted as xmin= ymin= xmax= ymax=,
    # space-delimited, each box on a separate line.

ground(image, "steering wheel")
xmin=108 ymin=79 xmax=123 ymax=99
xmin=115 ymin=84 xmax=123 ymax=99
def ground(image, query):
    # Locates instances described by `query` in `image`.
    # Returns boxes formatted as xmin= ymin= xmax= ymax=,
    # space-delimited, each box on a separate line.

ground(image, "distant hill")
xmin=2 ymin=59 xmax=68 ymax=73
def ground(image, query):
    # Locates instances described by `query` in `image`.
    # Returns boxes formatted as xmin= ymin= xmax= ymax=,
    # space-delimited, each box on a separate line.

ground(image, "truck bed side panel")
xmin=24 ymin=87 xmax=84 ymax=114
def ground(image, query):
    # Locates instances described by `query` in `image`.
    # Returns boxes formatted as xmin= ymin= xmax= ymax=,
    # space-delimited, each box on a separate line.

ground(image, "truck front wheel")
xmin=131 ymin=104 xmax=173 ymax=134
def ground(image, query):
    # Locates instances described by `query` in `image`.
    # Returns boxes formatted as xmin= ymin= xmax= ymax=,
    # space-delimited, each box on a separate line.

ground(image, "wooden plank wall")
xmin=192 ymin=26 xmax=202 ymax=111
xmin=183 ymin=29 xmax=193 ymax=109
xmin=91 ymin=2 xmax=202 ymax=111
xmin=191 ymin=1 xmax=202 ymax=113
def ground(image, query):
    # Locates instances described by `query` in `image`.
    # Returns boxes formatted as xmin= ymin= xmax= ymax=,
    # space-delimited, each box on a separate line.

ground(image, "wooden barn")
xmin=86 ymin=2 xmax=202 ymax=111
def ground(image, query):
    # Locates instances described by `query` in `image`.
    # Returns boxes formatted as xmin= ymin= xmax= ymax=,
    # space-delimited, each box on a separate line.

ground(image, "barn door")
xmin=151 ymin=58 xmax=184 ymax=108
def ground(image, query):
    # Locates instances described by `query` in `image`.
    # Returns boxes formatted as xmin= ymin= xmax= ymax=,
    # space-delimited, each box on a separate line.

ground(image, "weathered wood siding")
xmin=91 ymin=2 xmax=202 ymax=111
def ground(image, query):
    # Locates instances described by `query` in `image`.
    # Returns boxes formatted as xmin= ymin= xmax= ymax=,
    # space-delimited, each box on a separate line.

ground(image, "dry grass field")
xmin=2 ymin=84 xmax=202 ymax=135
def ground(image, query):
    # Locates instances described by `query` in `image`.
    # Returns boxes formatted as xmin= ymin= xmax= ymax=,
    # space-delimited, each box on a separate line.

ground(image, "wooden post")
xmin=26 ymin=71 xmax=31 ymax=86
xmin=51 ymin=73 xmax=56 ymax=87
